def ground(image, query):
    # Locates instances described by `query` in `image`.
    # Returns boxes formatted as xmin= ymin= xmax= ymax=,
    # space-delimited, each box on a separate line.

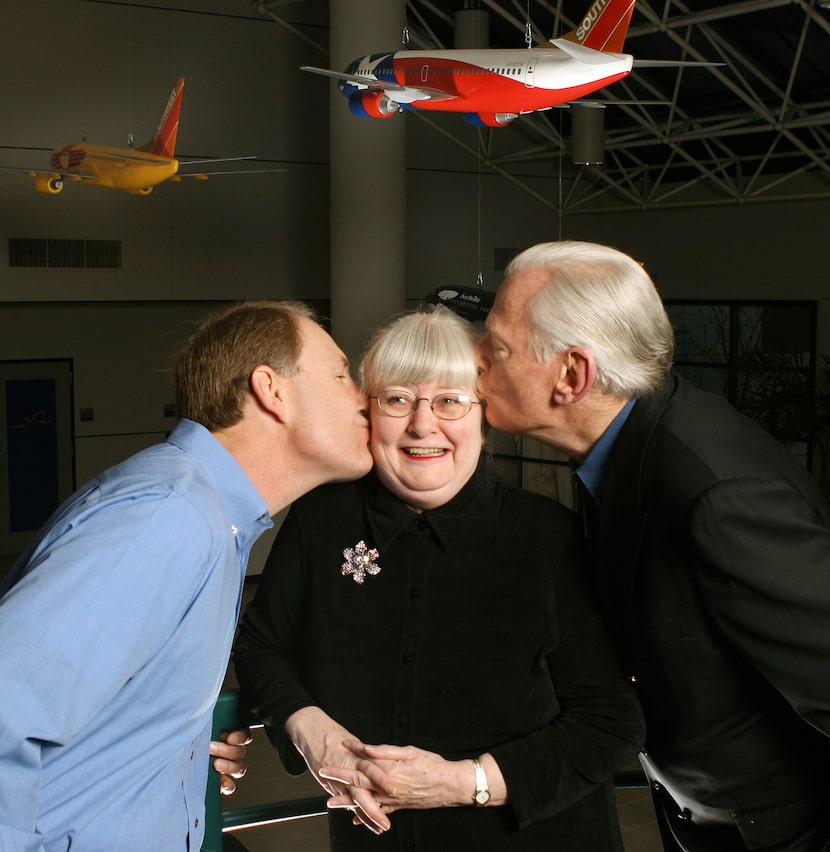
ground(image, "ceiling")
xmin=261 ymin=0 xmax=830 ymax=213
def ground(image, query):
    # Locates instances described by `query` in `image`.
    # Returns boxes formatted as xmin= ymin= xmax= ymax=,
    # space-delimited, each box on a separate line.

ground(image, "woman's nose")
xmin=407 ymin=399 xmax=438 ymax=435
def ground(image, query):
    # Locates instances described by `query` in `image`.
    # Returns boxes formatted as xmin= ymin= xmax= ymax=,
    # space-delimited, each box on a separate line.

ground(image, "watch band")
xmin=472 ymin=757 xmax=490 ymax=807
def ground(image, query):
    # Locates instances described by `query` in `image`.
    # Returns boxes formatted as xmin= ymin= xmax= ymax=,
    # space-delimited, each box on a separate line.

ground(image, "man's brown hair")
xmin=174 ymin=300 xmax=317 ymax=431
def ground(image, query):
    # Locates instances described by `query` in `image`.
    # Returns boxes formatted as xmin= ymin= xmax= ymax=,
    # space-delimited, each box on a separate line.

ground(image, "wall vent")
xmin=9 ymin=238 xmax=122 ymax=268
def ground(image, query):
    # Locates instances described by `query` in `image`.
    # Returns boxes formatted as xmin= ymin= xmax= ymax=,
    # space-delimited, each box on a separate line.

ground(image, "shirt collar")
xmin=574 ymin=398 xmax=636 ymax=507
xmin=366 ymin=459 xmax=491 ymax=553
xmin=167 ymin=419 xmax=273 ymax=544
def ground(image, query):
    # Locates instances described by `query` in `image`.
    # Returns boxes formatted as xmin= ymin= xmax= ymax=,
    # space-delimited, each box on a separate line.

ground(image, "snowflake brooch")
xmin=341 ymin=540 xmax=381 ymax=585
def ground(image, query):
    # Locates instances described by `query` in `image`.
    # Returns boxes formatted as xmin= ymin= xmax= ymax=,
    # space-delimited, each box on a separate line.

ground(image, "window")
xmin=667 ymin=300 xmax=817 ymax=468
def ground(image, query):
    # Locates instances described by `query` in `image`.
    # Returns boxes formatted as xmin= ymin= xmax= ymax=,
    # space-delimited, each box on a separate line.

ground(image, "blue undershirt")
xmin=574 ymin=398 xmax=636 ymax=507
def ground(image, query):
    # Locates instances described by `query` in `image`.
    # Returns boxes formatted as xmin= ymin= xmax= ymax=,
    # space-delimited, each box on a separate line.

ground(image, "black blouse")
xmin=234 ymin=462 xmax=644 ymax=851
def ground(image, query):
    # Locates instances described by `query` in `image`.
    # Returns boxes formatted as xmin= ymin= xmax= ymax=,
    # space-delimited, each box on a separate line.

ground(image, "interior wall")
xmin=0 ymin=0 xmax=331 ymax=302
xmin=0 ymin=302 xmax=225 ymax=481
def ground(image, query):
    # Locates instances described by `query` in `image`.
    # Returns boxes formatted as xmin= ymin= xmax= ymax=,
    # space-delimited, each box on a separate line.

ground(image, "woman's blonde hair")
xmin=359 ymin=306 xmax=478 ymax=393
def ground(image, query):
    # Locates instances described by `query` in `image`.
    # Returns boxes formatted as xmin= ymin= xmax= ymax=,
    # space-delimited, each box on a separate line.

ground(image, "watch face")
xmin=475 ymin=790 xmax=490 ymax=806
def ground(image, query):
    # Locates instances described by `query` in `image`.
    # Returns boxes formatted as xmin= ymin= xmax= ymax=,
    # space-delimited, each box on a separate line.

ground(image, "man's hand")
xmin=210 ymin=729 xmax=253 ymax=795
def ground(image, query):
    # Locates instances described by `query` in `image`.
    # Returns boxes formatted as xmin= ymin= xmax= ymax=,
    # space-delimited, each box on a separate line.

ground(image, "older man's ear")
xmin=552 ymin=347 xmax=597 ymax=406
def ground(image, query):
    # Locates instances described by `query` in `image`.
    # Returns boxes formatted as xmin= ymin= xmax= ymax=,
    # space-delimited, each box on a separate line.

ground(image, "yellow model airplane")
xmin=1 ymin=77 xmax=264 ymax=196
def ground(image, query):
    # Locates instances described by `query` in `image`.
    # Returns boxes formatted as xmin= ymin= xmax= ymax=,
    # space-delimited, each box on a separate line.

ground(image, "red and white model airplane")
xmin=302 ymin=0 xmax=705 ymax=127
xmin=1 ymin=77 xmax=266 ymax=195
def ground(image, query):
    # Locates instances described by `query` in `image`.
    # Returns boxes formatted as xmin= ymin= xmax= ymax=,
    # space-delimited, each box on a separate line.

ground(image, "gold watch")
xmin=472 ymin=757 xmax=490 ymax=807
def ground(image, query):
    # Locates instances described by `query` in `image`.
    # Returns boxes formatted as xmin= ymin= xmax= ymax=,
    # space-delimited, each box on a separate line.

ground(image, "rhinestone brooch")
xmin=341 ymin=540 xmax=381 ymax=585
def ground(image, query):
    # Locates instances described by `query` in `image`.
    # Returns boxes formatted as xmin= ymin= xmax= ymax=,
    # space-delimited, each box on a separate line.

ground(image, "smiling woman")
xmin=233 ymin=306 xmax=645 ymax=852
xmin=360 ymin=309 xmax=484 ymax=512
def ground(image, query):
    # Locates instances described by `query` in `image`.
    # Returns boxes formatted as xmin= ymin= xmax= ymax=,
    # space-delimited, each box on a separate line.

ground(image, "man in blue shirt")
xmin=475 ymin=241 xmax=830 ymax=852
xmin=0 ymin=300 xmax=373 ymax=852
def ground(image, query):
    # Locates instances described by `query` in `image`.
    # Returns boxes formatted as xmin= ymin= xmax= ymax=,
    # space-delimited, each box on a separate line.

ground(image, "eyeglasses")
xmin=371 ymin=390 xmax=481 ymax=421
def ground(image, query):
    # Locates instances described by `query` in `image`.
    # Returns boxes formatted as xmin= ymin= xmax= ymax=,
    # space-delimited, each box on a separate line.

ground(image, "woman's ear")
xmin=249 ymin=365 xmax=289 ymax=423
xmin=552 ymin=347 xmax=597 ymax=405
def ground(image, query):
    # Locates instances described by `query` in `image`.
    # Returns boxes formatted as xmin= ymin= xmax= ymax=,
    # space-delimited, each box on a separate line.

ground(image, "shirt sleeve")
xmin=233 ymin=507 xmax=313 ymax=774
xmin=690 ymin=477 xmax=830 ymax=736
xmin=0 ymin=491 xmax=216 ymax=845
xmin=489 ymin=524 xmax=646 ymax=829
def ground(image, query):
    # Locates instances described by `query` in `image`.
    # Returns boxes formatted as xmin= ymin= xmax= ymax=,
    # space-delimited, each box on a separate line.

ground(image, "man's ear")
xmin=552 ymin=347 xmax=597 ymax=405
xmin=249 ymin=365 xmax=289 ymax=423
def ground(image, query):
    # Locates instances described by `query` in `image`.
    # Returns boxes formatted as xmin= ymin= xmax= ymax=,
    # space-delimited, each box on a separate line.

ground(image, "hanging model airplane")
xmin=0 ymin=77 xmax=273 ymax=195
xmin=301 ymin=0 xmax=719 ymax=127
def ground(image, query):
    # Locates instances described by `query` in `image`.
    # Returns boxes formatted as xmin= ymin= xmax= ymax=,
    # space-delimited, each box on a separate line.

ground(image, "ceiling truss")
xmin=261 ymin=0 xmax=830 ymax=213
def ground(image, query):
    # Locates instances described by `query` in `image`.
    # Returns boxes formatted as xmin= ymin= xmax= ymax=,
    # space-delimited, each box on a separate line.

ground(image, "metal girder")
xmin=258 ymin=0 xmax=830 ymax=212
xmin=402 ymin=0 xmax=830 ymax=211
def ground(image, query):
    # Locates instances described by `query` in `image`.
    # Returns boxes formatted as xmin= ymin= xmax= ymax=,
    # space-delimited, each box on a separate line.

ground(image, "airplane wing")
xmin=100 ymin=149 xmax=174 ymax=165
xmin=179 ymin=156 xmax=257 ymax=166
xmin=177 ymin=156 xmax=285 ymax=178
xmin=549 ymin=38 xmax=723 ymax=70
xmin=0 ymin=165 xmax=48 ymax=175
xmin=570 ymin=98 xmax=672 ymax=107
xmin=174 ymin=168 xmax=286 ymax=181
xmin=301 ymin=65 xmax=406 ymax=91
xmin=633 ymin=59 xmax=726 ymax=68
xmin=300 ymin=65 xmax=453 ymax=103
xmin=550 ymin=38 xmax=632 ymax=65
xmin=0 ymin=164 xmax=98 ymax=180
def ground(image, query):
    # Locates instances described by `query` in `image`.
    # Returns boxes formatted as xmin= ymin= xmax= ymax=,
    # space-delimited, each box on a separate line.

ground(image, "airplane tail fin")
xmin=562 ymin=0 xmax=636 ymax=53
xmin=142 ymin=77 xmax=185 ymax=158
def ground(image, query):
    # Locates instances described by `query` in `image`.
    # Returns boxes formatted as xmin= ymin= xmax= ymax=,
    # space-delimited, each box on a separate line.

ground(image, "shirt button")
xmin=403 ymin=652 xmax=415 ymax=664
xmin=410 ymin=587 xmax=421 ymax=600
xmin=195 ymin=818 xmax=199 ymax=828
xmin=416 ymin=519 xmax=427 ymax=531
xmin=398 ymin=712 xmax=410 ymax=727
xmin=230 ymin=525 xmax=238 ymax=535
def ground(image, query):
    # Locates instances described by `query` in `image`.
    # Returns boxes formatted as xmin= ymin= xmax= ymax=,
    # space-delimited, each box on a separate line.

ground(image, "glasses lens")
xmin=432 ymin=394 xmax=471 ymax=420
xmin=378 ymin=391 xmax=415 ymax=416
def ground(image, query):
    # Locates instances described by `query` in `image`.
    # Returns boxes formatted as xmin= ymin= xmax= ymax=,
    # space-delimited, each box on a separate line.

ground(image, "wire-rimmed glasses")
xmin=371 ymin=390 xmax=480 ymax=421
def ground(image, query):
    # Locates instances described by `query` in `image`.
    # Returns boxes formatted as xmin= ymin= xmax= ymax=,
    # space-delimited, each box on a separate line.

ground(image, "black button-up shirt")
xmin=234 ymin=462 xmax=644 ymax=851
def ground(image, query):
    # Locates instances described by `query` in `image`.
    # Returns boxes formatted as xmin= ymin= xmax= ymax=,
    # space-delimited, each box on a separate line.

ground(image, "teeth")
xmin=405 ymin=447 xmax=447 ymax=457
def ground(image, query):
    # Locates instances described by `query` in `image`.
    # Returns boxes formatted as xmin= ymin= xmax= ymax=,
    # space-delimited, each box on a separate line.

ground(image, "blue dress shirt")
xmin=574 ymin=398 xmax=636 ymax=507
xmin=0 ymin=420 xmax=272 ymax=852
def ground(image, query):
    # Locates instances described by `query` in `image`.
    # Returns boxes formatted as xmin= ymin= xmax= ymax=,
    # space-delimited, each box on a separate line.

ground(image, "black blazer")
xmin=591 ymin=373 xmax=830 ymax=849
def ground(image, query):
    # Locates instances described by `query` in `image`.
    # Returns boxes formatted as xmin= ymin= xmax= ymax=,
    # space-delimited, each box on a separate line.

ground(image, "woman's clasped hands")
xmin=321 ymin=740 xmax=497 ymax=833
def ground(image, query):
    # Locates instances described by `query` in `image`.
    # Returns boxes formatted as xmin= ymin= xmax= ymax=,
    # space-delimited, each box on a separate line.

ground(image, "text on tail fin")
xmin=150 ymin=77 xmax=185 ymax=158
xmin=565 ymin=0 xmax=636 ymax=53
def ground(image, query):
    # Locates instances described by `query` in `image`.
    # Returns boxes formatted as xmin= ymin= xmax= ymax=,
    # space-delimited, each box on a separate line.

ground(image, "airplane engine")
xmin=463 ymin=112 xmax=518 ymax=128
xmin=33 ymin=173 xmax=64 ymax=195
xmin=349 ymin=90 xmax=399 ymax=119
